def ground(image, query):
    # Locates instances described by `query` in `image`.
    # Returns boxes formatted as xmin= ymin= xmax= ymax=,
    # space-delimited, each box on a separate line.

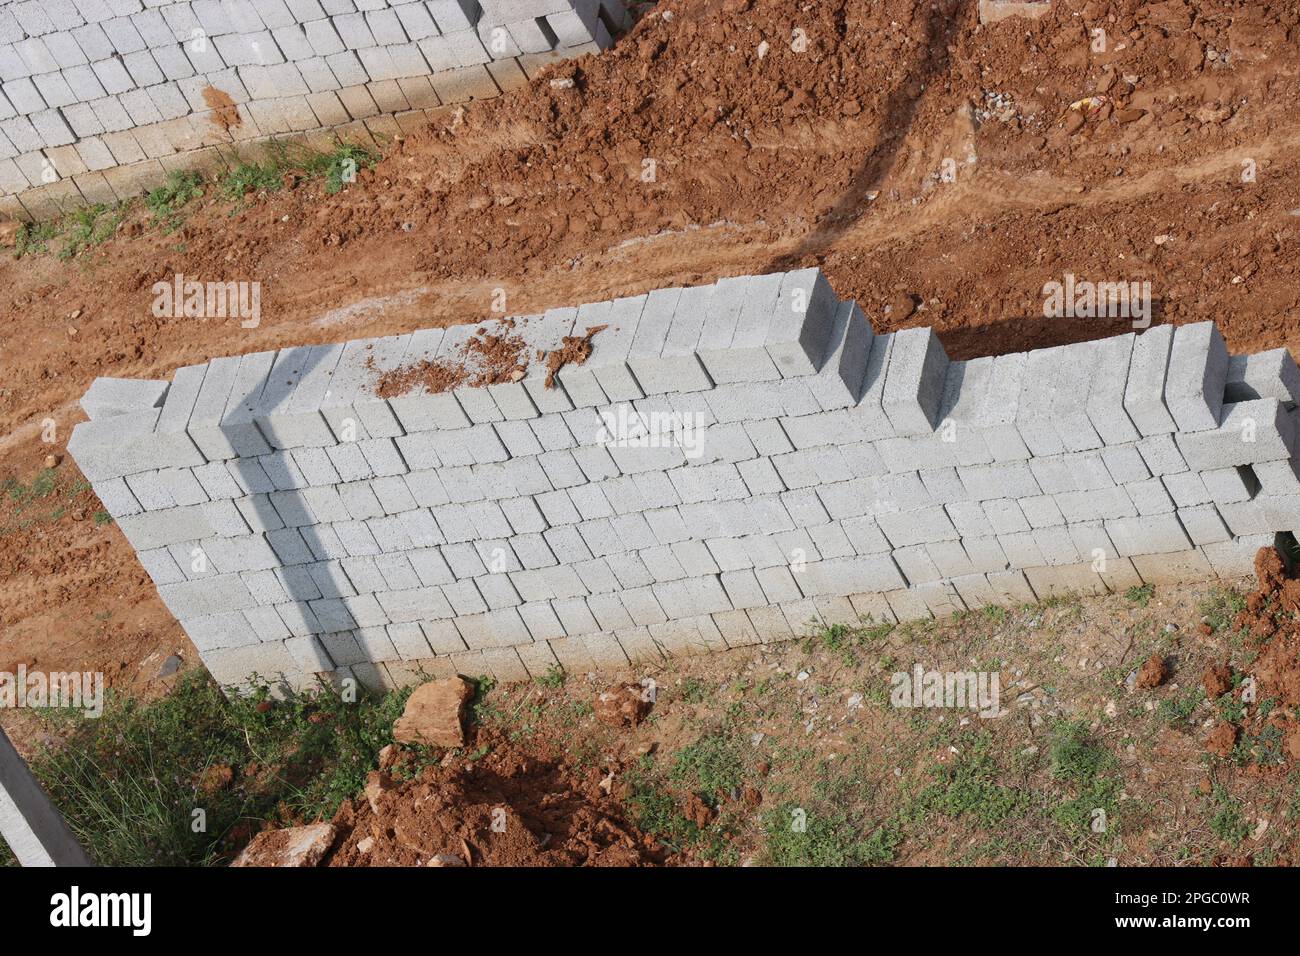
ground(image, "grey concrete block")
xmin=1201 ymin=465 xmax=1258 ymax=505
xmin=1103 ymin=514 xmax=1192 ymax=556
xmin=1224 ymin=349 xmax=1300 ymax=407
xmin=881 ymin=327 xmax=948 ymax=436
xmin=1123 ymin=324 xmax=1177 ymax=435
xmin=697 ymin=274 xmax=782 ymax=384
xmin=1014 ymin=345 xmax=1066 ymax=456
xmin=1177 ymin=399 xmax=1297 ymax=470
xmin=1165 ymin=321 xmax=1228 ymax=432
xmin=766 ymin=267 xmax=839 ymax=377
xmin=80 ymin=375 xmax=168 ymax=420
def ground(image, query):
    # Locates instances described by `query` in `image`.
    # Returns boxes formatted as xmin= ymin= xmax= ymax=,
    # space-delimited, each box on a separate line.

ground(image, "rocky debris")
xmin=0 ymin=220 xmax=20 ymax=249
xmin=427 ymin=853 xmax=467 ymax=867
xmin=232 ymin=822 xmax=337 ymax=867
xmin=392 ymin=676 xmax=476 ymax=748
xmin=365 ymin=770 xmax=398 ymax=813
xmin=1135 ymin=653 xmax=1169 ymax=689
xmin=593 ymin=683 xmax=653 ymax=728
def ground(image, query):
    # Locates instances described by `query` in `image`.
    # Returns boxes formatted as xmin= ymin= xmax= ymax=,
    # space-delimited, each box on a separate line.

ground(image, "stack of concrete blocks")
xmin=0 ymin=0 xmax=631 ymax=220
xmin=67 ymin=267 xmax=1300 ymax=694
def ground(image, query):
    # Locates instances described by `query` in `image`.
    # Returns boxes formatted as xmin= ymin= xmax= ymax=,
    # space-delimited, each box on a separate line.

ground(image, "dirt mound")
xmin=325 ymin=728 xmax=672 ymax=867
xmin=1206 ymin=545 xmax=1300 ymax=765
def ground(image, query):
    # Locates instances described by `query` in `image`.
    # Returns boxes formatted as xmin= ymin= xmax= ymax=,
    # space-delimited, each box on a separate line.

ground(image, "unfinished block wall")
xmin=0 ymin=0 xmax=630 ymax=220
xmin=68 ymin=268 xmax=1300 ymax=694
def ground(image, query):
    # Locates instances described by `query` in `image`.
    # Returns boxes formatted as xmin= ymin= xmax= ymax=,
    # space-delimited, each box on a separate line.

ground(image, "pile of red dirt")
xmin=324 ymin=728 xmax=672 ymax=867
xmin=1202 ymin=546 xmax=1300 ymax=765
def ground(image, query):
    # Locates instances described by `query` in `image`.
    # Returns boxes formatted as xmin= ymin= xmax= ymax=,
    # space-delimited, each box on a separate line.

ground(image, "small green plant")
xmin=669 ymin=733 xmax=746 ymax=802
xmin=13 ymin=219 xmax=60 ymax=257
xmin=1209 ymin=786 xmax=1251 ymax=845
xmin=145 ymin=170 xmax=205 ymax=230
xmin=300 ymin=142 xmax=377 ymax=194
xmin=1050 ymin=720 xmax=1113 ymax=782
xmin=1199 ymin=588 xmax=1248 ymax=635
xmin=59 ymin=204 xmax=125 ymax=259
xmin=762 ymin=802 xmax=897 ymax=866
xmin=1125 ymin=583 xmax=1156 ymax=607
xmin=1155 ymin=687 xmax=1203 ymax=726
xmin=534 ymin=663 xmax=566 ymax=688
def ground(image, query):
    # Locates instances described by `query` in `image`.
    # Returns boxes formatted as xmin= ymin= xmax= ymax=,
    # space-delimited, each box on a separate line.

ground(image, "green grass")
xmin=1 ymin=467 xmax=92 ymax=535
xmin=1125 ymin=583 xmax=1156 ymax=607
xmin=10 ymin=140 xmax=381 ymax=260
xmin=914 ymin=736 xmax=1032 ymax=828
xmin=762 ymin=802 xmax=897 ymax=866
xmin=1199 ymin=588 xmax=1248 ymax=635
xmin=669 ymin=732 xmax=747 ymax=803
xmin=3 ymin=672 xmax=411 ymax=866
xmin=1209 ymin=785 xmax=1251 ymax=845
xmin=145 ymin=170 xmax=205 ymax=231
xmin=58 ymin=204 xmax=126 ymax=259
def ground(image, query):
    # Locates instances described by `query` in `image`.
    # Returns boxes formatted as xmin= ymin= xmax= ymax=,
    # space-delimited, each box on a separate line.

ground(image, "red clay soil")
xmin=1204 ymin=546 xmax=1300 ymax=766
xmin=2 ymin=0 xmax=1300 ymax=705
xmin=325 ymin=728 xmax=672 ymax=866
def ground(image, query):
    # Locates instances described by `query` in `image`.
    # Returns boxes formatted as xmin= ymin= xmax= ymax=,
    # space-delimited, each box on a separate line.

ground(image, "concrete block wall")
xmin=0 ymin=0 xmax=631 ymax=220
xmin=67 ymin=268 xmax=1300 ymax=694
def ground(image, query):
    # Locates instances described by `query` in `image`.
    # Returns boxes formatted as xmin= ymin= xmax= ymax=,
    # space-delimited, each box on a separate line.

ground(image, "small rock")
xmin=44 ymin=454 xmax=60 ymax=469
xmin=392 ymin=676 xmax=476 ymax=748
xmin=156 ymin=654 xmax=182 ymax=678
xmin=1135 ymin=653 xmax=1168 ymax=689
xmin=594 ymin=683 xmax=652 ymax=728
xmin=427 ymin=853 xmax=466 ymax=867
xmin=232 ymin=823 xmax=337 ymax=867
xmin=364 ymin=770 xmax=397 ymax=813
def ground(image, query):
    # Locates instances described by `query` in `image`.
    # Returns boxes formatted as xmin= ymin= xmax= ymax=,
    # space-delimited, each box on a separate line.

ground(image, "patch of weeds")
xmin=677 ymin=677 xmax=708 ymax=704
xmin=59 ymin=204 xmax=125 ymax=259
xmin=1208 ymin=785 xmax=1251 ymax=846
xmin=145 ymin=170 xmax=205 ymax=230
xmin=1156 ymin=686 xmax=1204 ymax=726
xmin=299 ymin=142 xmax=377 ymax=194
xmin=624 ymin=758 xmax=699 ymax=851
xmin=1125 ymin=583 xmax=1156 ymax=607
xmin=1199 ymin=588 xmax=1247 ymax=634
xmin=1234 ymin=723 xmax=1286 ymax=767
xmin=92 ymin=509 xmax=112 ymax=526
xmin=21 ymin=672 xmax=410 ymax=866
xmin=468 ymin=675 xmax=499 ymax=725
xmin=981 ymin=604 xmax=1008 ymax=625
xmin=1049 ymin=720 xmax=1122 ymax=837
xmin=222 ymin=152 xmax=288 ymax=202
xmin=915 ymin=736 xmax=1032 ymax=828
xmin=669 ymin=732 xmax=746 ymax=803
xmin=762 ymin=802 xmax=898 ymax=866
xmin=13 ymin=220 xmax=60 ymax=257
xmin=534 ymin=663 xmax=565 ymax=688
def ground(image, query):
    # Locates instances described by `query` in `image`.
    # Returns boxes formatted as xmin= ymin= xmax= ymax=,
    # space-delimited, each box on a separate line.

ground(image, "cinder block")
xmin=1014 ymin=346 xmax=1066 ymax=456
xmin=1177 ymin=399 xmax=1297 ymax=470
xmin=1130 ymin=549 xmax=1217 ymax=585
xmin=695 ymin=274 xmax=782 ymax=384
xmin=1123 ymin=324 xmax=1177 ymax=435
xmin=1165 ymin=321 xmax=1228 ymax=432
xmin=80 ymin=376 xmax=168 ymax=420
xmin=1024 ymin=563 xmax=1106 ymax=598
xmin=1225 ymin=349 xmax=1300 ymax=406
xmin=1201 ymin=533 xmax=1274 ymax=579
xmin=765 ymin=267 xmax=839 ymax=377
xmin=1201 ymin=465 xmax=1258 ymax=505
xmin=881 ymin=327 xmax=948 ymax=436
xmin=1104 ymin=514 xmax=1192 ymax=557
